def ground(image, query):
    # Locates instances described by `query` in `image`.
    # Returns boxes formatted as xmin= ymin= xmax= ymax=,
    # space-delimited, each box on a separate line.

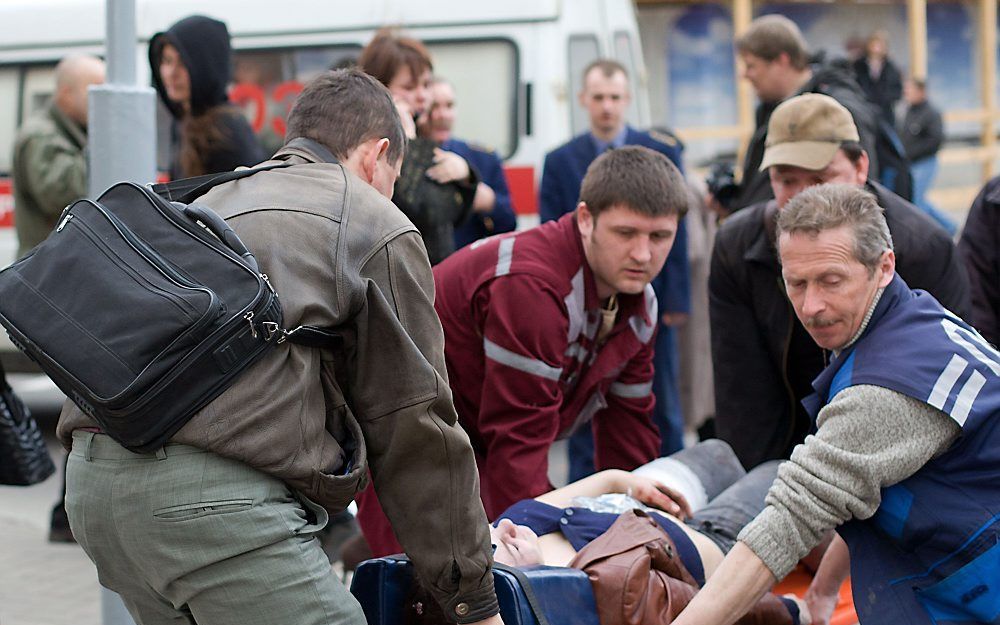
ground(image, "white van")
xmin=0 ymin=0 xmax=651 ymax=269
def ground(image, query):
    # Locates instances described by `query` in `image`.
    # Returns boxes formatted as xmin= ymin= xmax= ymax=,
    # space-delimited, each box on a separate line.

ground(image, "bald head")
xmin=54 ymin=54 xmax=105 ymax=127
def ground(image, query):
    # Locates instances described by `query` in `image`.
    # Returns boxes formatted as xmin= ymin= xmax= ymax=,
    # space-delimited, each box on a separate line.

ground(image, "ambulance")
xmin=0 ymin=0 xmax=652 ymax=269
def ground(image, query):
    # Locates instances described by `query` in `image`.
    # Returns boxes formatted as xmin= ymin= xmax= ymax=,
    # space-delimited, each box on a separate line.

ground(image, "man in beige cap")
xmin=708 ymin=92 xmax=969 ymax=471
xmin=713 ymin=14 xmax=881 ymax=212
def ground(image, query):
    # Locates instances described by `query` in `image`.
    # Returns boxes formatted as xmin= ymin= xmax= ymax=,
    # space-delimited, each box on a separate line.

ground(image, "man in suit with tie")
xmin=539 ymin=59 xmax=691 ymax=480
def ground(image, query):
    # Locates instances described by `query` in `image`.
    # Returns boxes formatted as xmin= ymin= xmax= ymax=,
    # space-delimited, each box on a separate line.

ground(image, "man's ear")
xmin=375 ymin=137 xmax=391 ymax=162
xmin=855 ymin=151 xmax=871 ymax=184
xmin=359 ymin=137 xmax=391 ymax=184
xmin=877 ymin=249 xmax=896 ymax=287
xmin=576 ymin=202 xmax=594 ymax=238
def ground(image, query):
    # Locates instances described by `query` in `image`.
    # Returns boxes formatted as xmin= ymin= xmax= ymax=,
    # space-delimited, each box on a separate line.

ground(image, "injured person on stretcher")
xmin=487 ymin=440 xmax=825 ymax=625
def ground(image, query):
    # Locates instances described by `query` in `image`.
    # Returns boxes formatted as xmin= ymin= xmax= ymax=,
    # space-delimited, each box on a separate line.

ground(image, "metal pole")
xmin=89 ymin=1 xmax=154 ymax=623
xmin=105 ymin=0 xmax=137 ymax=85
xmin=88 ymin=0 xmax=156 ymax=196
xmin=979 ymin=0 xmax=997 ymax=181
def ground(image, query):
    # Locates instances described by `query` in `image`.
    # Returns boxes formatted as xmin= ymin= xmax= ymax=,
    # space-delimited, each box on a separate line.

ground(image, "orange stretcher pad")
xmin=773 ymin=565 xmax=858 ymax=625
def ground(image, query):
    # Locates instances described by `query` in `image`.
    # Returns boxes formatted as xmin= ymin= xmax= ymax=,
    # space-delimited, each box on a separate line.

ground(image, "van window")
xmin=425 ymin=39 xmax=518 ymax=158
xmin=158 ymin=39 xmax=519 ymax=171
xmin=0 ymin=68 xmax=21 ymax=173
xmin=613 ymin=31 xmax=643 ymax=127
xmin=568 ymin=34 xmax=600 ymax=136
xmin=229 ymin=44 xmax=361 ymax=158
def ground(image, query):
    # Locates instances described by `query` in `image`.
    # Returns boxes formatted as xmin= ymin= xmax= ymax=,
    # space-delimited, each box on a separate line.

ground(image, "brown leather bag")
xmin=568 ymin=510 xmax=794 ymax=625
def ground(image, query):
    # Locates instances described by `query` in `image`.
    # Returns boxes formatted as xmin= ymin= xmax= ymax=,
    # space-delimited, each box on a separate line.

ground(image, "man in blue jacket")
xmin=676 ymin=183 xmax=996 ymax=625
xmin=540 ymin=59 xmax=690 ymax=479
xmin=423 ymin=77 xmax=517 ymax=249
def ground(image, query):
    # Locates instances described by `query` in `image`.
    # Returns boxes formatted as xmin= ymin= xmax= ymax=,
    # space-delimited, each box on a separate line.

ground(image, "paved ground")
xmin=0 ymin=439 xmax=102 ymax=625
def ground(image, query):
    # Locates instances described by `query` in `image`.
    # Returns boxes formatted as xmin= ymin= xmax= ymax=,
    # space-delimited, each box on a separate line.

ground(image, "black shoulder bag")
xmin=0 ymin=138 xmax=340 ymax=453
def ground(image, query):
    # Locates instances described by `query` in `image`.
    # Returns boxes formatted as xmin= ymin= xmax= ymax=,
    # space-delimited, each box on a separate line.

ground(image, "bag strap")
xmin=150 ymin=138 xmax=339 ymax=205
xmin=383 ymin=556 xmax=553 ymax=625
xmin=150 ymin=162 xmax=291 ymax=206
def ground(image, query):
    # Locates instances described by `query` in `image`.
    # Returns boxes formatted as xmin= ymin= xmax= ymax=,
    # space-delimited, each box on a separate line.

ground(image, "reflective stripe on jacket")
xmin=806 ymin=275 xmax=1000 ymax=625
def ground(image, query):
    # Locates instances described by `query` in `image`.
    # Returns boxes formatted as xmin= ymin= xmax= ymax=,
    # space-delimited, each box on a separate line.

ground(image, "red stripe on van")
xmin=0 ymin=179 xmax=13 ymax=228
xmin=504 ymin=165 xmax=536 ymax=216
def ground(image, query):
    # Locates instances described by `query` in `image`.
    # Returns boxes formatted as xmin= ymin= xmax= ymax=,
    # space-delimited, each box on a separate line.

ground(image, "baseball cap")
xmin=759 ymin=93 xmax=860 ymax=171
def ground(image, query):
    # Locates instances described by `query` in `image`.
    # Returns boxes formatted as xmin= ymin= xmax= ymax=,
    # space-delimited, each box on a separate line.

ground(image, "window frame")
xmin=567 ymin=33 xmax=601 ymax=137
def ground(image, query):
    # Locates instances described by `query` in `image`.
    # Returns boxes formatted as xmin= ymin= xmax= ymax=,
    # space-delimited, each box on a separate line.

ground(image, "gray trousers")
xmin=671 ymin=440 xmax=782 ymax=555
xmin=66 ymin=432 xmax=366 ymax=625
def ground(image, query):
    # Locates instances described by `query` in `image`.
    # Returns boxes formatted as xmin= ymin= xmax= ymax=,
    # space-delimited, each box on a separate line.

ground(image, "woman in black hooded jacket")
xmin=149 ymin=15 xmax=265 ymax=178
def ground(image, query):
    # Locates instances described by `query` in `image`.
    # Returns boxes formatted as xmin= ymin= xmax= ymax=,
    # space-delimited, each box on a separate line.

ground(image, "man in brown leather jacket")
xmin=57 ymin=69 xmax=502 ymax=625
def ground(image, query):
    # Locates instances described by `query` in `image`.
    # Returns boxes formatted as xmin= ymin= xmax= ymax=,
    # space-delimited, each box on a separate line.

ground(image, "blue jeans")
xmin=911 ymin=156 xmax=956 ymax=236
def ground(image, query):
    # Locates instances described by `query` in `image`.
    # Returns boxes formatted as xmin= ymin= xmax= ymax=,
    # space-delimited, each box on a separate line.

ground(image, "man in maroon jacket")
xmin=356 ymin=146 xmax=690 ymax=557
xmin=438 ymin=145 xmax=690 ymax=513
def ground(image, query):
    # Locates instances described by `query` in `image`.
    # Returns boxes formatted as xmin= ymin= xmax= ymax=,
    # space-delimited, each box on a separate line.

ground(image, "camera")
xmin=705 ymin=162 xmax=740 ymax=211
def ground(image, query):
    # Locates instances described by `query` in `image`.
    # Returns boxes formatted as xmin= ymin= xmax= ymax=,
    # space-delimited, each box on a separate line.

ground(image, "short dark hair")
xmin=839 ymin=141 xmax=865 ymax=165
xmin=285 ymin=68 xmax=406 ymax=164
xmin=736 ymin=15 xmax=810 ymax=70
xmin=582 ymin=59 xmax=628 ymax=83
xmin=358 ymin=29 xmax=433 ymax=88
xmin=579 ymin=146 xmax=688 ymax=220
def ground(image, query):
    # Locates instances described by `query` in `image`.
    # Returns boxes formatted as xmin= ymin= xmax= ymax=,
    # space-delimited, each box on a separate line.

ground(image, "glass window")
xmin=222 ymin=40 xmax=519 ymax=161
xmin=229 ymin=44 xmax=361 ymax=158
xmin=425 ymin=39 xmax=518 ymax=158
xmin=568 ymin=34 xmax=600 ymax=136
xmin=21 ymin=66 xmax=55 ymax=123
xmin=0 ymin=68 xmax=21 ymax=173
xmin=155 ymin=39 xmax=519 ymax=169
xmin=613 ymin=31 xmax=643 ymax=126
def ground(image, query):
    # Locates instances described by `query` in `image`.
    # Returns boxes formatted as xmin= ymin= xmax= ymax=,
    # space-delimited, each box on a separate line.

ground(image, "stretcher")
xmin=351 ymin=556 xmax=600 ymax=625
xmin=351 ymin=557 xmax=858 ymax=625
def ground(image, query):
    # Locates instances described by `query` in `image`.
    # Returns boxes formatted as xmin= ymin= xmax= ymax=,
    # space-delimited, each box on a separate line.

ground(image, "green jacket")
xmin=12 ymin=103 xmax=88 ymax=258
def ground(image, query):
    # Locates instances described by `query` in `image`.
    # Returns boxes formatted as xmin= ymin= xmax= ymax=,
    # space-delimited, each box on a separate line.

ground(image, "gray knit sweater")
xmin=737 ymin=291 xmax=962 ymax=578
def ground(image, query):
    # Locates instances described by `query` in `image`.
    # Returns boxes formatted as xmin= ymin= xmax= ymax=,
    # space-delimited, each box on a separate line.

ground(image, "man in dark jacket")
xmin=853 ymin=31 xmax=903 ymax=126
xmin=710 ymin=94 xmax=969 ymax=469
xmin=718 ymin=15 xmax=882 ymax=213
xmin=899 ymin=77 xmax=953 ymax=233
xmin=958 ymin=176 xmax=1000 ymax=346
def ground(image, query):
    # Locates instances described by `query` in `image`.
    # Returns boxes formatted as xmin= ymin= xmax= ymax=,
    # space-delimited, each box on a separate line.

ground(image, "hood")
xmin=802 ymin=58 xmax=865 ymax=97
xmin=149 ymin=15 xmax=232 ymax=118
